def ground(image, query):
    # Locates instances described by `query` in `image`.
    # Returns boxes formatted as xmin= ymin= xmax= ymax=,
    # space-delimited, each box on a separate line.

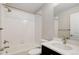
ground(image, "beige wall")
xmin=57 ymin=6 xmax=79 ymax=38
xmin=41 ymin=4 xmax=55 ymax=40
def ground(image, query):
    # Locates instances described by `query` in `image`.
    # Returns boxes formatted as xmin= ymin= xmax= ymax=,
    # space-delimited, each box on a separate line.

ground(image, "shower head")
xmin=3 ymin=4 xmax=12 ymax=12
xmin=7 ymin=8 xmax=11 ymax=12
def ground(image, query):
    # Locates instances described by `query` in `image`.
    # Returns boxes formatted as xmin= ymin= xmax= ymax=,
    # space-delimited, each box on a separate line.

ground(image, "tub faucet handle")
xmin=3 ymin=40 xmax=9 ymax=44
xmin=0 ymin=48 xmax=4 ymax=51
xmin=4 ymin=46 xmax=9 ymax=49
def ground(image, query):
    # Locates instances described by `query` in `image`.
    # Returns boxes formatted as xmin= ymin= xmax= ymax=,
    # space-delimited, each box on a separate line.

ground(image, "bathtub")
xmin=14 ymin=47 xmax=41 ymax=55
xmin=1 ymin=49 xmax=30 ymax=55
xmin=0 ymin=45 xmax=41 ymax=55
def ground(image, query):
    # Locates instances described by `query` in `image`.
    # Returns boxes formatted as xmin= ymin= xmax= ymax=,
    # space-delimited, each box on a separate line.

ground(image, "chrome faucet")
xmin=62 ymin=36 xmax=69 ymax=44
xmin=0 ymin=46 xmax=9 ymax=51
xmin=4 ymin=46 xmax=9 ymax=49
xmin=0 ymin=40 xmax=10 ymax=51
xmin=63 ymin=37 xmax=67 ymax=44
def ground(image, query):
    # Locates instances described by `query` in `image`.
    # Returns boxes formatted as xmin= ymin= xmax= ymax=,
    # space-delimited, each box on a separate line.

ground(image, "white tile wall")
xmin=1 ymin=5 xmax=41 ymax=54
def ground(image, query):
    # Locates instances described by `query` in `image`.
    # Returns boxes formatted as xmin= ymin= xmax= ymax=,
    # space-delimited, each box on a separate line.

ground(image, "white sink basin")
xmin=52 ymin=43 xmax=72 ymax=50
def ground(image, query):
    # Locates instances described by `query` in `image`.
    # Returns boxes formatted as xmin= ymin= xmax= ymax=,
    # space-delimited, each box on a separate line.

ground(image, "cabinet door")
xmin=42 ymin=45 xmax=61 ymax=55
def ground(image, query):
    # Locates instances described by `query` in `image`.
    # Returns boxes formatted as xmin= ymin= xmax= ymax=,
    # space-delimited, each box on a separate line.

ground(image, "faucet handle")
xmin=3 ymin=40 xmax=9 ymax=44
xmin=4 ymin=46 xmax=9 ymax=49
xmin=0 ymin=48 xmax=4 ymax=51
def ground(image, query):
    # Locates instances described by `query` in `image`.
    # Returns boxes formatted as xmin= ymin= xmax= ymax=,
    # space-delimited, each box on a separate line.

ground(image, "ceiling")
xmin=5 ymin=3 xmax=44 ymax=13
xmin=5 ymin=3 xmax=79 ymax=15
xmin=54 ymin=3 xmax=79 ymax=16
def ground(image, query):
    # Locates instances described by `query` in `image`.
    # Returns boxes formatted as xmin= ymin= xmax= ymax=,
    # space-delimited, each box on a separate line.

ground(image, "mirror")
xmin=70 ymin=12 xmax=79 ymax=40
xmin=54 ymin=3 xmax=79 ymax=41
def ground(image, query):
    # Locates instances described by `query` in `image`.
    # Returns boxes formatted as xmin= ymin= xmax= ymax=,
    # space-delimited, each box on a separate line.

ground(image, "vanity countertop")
xmin=42 ymin=39 xmax=79 ymax=55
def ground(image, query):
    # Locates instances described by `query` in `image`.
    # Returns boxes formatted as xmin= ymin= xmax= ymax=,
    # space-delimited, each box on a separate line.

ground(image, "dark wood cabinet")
xmin=41 ymin=45 xmax=61 ymax=55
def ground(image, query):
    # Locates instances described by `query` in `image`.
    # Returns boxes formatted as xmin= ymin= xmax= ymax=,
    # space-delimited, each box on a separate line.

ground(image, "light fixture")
xmin=53 ymin=3 xmax=59 ymax=7
xmin=23 ymin=20 xmax=28 ymax=23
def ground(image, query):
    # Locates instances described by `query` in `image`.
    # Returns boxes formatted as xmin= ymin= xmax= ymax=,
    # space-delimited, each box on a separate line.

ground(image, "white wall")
xmin=1 ymin=5 xmax=41 ymax=54
xmin=41 ymin=4 xmax=55 ymax=40
xmin=35 ymin=15 xmax=42 ymax=46
xmin=54 ymin=20 xmax=58 ymax=37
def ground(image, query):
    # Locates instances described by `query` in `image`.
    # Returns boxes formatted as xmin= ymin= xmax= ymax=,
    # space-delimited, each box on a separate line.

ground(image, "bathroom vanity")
xmin=42 ymin=45 xmax=61 ymax=55
xmin=42 ymin=38 xmax=79 ymax=55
